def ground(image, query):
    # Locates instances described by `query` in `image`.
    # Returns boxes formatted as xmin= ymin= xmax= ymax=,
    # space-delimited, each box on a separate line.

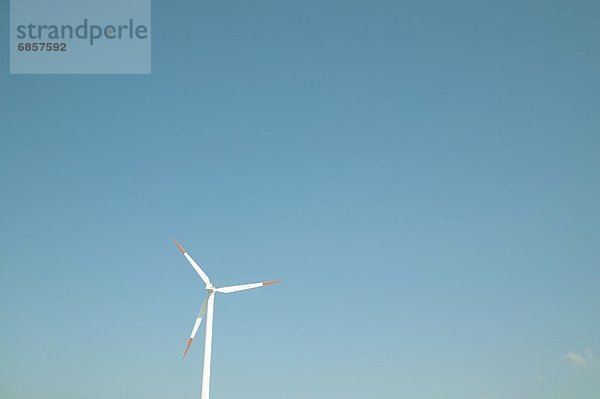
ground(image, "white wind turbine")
xmin=173 ymin=240 xmax=281 ymax=399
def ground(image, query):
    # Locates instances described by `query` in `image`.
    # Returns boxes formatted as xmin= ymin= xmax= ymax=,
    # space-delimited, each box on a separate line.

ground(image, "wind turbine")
xmin=173 ymin=240 xmax=281 ymax=399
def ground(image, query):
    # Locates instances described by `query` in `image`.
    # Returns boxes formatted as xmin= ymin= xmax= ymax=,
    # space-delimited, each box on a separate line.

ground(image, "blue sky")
xmin=1 ymin=1 xmax=599 ymax=398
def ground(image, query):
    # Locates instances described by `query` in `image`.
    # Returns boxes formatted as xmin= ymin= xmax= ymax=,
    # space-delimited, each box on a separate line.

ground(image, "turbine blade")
xmin=215 ymin=280 xmax=282 ymax=294
xmin=173 ymin=239 xmax=211 ymax=285
xmin=183 ymin=296 xmax=209 ymax=359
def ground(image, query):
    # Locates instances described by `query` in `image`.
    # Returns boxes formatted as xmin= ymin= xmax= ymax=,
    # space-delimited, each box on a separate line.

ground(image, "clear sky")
xmin=1 ymin=1 xmax=599 ymax=398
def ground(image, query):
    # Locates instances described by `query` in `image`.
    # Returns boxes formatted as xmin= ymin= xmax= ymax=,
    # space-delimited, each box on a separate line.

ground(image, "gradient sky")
xmin=1 ymin=1 xmax=599 ymax=398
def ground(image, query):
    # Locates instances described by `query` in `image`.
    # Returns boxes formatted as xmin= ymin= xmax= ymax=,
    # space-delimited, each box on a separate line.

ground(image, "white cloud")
xmin=560 ymin=349 xmax=597 ymax=368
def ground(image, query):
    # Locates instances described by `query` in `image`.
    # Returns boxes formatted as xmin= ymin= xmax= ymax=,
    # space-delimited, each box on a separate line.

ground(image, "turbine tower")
xmin=173 ymin=240 xmax=281 ymax=399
